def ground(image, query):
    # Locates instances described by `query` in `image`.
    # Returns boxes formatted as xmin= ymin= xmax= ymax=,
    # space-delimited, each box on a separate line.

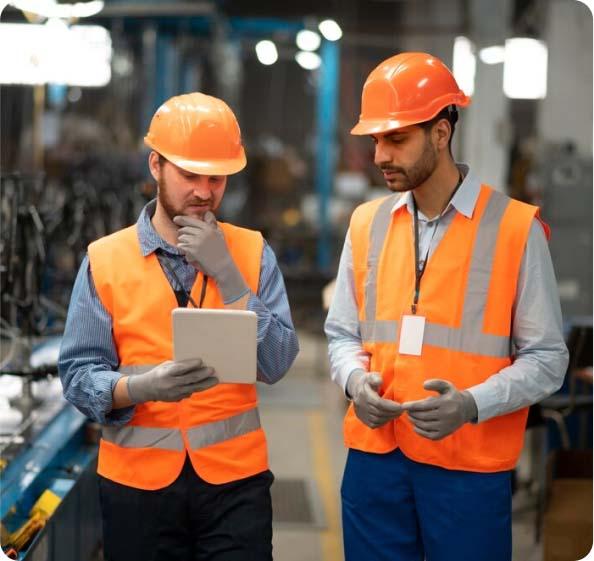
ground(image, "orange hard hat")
xmin=351 ymin=52 xmax=471 ymax=136
xmin=144 ymin=92 xmax=246 ymax=175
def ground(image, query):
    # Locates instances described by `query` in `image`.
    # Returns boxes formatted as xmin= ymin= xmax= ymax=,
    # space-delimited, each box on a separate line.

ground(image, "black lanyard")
xmin=158 ymin=254 xmax=208 ymax=308
xmin=411 ymin=173 xmax=463 ymax=315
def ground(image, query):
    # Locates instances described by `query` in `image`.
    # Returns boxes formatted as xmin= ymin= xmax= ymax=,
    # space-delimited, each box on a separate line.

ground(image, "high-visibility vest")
xmin=88 ymin=222 xmax=267 ymax=490
xmin=346 ymin=184 xmax=548 ymax=472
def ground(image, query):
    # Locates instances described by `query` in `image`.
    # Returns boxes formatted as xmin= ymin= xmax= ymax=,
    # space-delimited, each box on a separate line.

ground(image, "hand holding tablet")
xmin=172 ymin=308 xmax=257 ymax=384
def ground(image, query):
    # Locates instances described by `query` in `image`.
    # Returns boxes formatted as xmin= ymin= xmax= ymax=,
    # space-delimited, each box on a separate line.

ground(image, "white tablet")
xmin=172 ymin=308 xmax=257 ymax=384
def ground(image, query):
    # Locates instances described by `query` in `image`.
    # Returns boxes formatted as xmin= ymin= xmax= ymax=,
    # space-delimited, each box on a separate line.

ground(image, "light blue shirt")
xmin=59 ymin=200 xmax=299 ymax=425
xmin=325 ymin=165 xmax=569 ymax=423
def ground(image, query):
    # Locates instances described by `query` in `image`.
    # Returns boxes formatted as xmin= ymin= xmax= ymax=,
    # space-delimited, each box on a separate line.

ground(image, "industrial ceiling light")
xmin=5 ymin=0 xmax=104 ymax=19
xmin=479 ymin=45 xmax=505 ymax=65
xmin=318 ymin=19 xmax=342 ymax=41
xmin=0 ymin=21 xmax=112 ymax=86
xmin=296 ymin=29 xmax=321 ymax=52
xmin=503 ymin=37 xmax=548 ymax=99
xmin=255 ymin=40 xmax=278 ymax=65
xmin=452 ymin=36 xmax=476 ymax=96
xmin=295 ymin=51 xmax=321 ymax=70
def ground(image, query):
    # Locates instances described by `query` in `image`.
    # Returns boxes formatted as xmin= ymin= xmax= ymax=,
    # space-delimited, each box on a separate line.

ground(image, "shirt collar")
xmin=390 ymin=164 xmax=480 ymax=220
xmin=137 ymin=199 xmax=183 ymax=257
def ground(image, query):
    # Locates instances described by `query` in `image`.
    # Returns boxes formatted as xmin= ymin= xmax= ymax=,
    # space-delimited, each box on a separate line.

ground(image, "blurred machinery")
xmin=0 ymin=169 xmax=146 ymax=560
xmin=0 ymin=318 xmax=102 ymax=561
xmin=539 ymin=142 xmax=593 ymax=320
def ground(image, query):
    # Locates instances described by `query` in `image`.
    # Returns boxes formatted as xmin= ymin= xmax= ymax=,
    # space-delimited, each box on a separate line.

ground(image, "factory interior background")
xmin=0 ymin=0 xmax=592 ymax=560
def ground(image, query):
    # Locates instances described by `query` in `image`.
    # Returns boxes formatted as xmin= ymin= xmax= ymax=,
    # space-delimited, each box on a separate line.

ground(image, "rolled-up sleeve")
xmin=58 ymin=256 xmax=135 ymax=425
xmin=248 ymin=242 xmax=299 ymax=384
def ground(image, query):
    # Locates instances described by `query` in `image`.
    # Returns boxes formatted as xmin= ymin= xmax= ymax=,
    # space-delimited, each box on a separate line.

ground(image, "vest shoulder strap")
xmin=88 ymin=225 xmax=139 ymax=314
xmin=489 ymin=188 xmax=545 ymax=245
xmin=349 ymin=194 xmax=399 ymax=271
xmin=88 ymin=225 xmax=138 ymax=268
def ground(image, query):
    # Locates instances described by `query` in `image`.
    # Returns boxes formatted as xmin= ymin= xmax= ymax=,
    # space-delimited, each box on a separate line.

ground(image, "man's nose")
xmin=374 ymin=139 xmax=392 ymax=166
xmin=191 ymin=177 xmax=211 ymax=199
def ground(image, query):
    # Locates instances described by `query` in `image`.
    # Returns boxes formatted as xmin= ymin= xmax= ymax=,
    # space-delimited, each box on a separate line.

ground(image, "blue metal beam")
xmin=228 ymin=17 xmax=302 ymax=36
xmin=155 ymin=31 xmax=177 ymax=109
xmin=315 ymin=39 xmax=340 ymax=271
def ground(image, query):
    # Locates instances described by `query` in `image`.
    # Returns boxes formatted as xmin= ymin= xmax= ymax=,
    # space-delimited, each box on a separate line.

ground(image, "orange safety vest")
xmin=346 ymin=184 xmax=548 ymax=472
xmin=88 ymin=222 xmax=268 ymax=490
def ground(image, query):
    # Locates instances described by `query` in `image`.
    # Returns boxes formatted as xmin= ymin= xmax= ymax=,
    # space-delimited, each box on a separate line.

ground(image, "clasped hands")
xmin=349 ymin=371 xmax=477 ymax=440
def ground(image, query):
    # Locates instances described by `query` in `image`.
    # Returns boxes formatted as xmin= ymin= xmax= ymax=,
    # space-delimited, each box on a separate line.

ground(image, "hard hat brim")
xmin=145 ymin=139 xmax=247 ymax=176
xmin=351 ymin=92 xmax=471 ymax=136
xmin=350 ymin=118 xmax=424 ymax=136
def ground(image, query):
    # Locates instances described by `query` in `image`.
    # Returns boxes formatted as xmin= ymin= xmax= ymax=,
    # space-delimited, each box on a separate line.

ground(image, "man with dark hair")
xmin=325 ymin=52 xmax=567 ymax=561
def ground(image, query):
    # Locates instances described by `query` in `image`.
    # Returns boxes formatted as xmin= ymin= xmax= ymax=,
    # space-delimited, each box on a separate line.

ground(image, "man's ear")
xmin=434 ymin=118 xmax=452 ymax=151
xmin=148 ymin=151 xmax=161 ymax=182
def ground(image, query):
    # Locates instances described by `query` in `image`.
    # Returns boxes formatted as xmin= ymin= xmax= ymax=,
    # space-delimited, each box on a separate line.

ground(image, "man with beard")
xmin=324 ymin=52 xmax=567 ymax=561
xmin=59 ymin=92 xmax=299 ymax=561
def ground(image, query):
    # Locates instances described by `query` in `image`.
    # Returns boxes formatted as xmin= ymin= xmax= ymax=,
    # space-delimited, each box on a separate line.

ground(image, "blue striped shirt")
xmin=58 ymin=200 xmax=299 ymax=425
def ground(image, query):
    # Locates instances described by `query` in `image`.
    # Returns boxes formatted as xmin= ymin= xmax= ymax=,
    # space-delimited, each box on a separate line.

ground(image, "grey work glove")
xmin=402 ymin=379 xmax=478 ymax=440
xmin=347 ymin=369 xmax=403 ymax=429
xmin=126 ymin=359 xmax=218 ymax=404
xmin=173 ymin=212 xmax=248 ymax=304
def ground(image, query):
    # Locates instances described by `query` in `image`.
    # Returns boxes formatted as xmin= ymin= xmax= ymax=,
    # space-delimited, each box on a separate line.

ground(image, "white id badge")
xmin=398 ymin=315 xmax=426 ymax=356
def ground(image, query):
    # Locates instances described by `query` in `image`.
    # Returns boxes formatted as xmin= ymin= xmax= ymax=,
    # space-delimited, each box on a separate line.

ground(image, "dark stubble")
xmin=157 ymin=174 xmax=212 ymax=221
xmin=381 ymin=133 xmax=439 ymax=193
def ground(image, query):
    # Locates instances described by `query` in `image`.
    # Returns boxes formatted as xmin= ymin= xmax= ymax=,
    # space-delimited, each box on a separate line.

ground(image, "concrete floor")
xmin=260 ymin=330 xmax=545 ymax=561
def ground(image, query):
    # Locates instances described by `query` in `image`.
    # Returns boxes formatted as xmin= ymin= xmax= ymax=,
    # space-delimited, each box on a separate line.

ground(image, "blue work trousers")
xmin=341 ymin=448 xmax=512 ymax=561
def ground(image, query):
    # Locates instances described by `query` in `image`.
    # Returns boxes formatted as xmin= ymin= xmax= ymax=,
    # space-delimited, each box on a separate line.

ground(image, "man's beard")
xmin=381 ymin=135 xmax=438 ymax=193
xmin=157 ymin=176 xmax=212 ymax=221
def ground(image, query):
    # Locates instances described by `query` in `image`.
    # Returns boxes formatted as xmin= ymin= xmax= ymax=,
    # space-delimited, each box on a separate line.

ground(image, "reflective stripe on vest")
xmin=104 ymin=365 xmax=262 ymax=451
xmin=360 ymin=190 xmax=511 ymax=358
xmin=360 ymin=319 xmax=399 ymax=342
xmin=364 ymin=194 xmax=400 ymax=323
xmin=102 ymin=425 xmax=185 ymax=450
xmin=186 ymin=408 xmax=261 ymax=449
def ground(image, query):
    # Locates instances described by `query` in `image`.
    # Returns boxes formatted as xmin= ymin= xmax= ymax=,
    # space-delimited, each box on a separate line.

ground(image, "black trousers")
xmin=99 ymin=455 xmax=274 ymax=561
